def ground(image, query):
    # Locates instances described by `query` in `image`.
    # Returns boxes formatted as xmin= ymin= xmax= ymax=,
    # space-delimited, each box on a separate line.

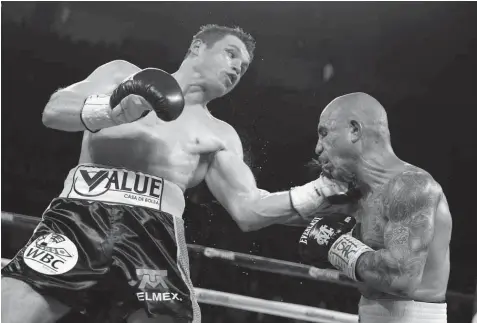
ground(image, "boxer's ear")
xmin=349 ymin=120 xmax=362 ymax=143
xmin=189 ymin=39 xmax=204 ymax=57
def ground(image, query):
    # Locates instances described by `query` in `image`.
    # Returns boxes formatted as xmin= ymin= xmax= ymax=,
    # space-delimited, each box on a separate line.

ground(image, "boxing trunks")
xmin=2 ymin=164 xmax=201 ymax=323
xmin=359 ymin=296 xmax=447 ymax=323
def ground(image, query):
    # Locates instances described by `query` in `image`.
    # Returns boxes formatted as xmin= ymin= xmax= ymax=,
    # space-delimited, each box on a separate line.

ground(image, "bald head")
xmin=322 ymin=92 xmax=388 ymax=129
xmin=320 ymin=92 xmax=390 ymax=144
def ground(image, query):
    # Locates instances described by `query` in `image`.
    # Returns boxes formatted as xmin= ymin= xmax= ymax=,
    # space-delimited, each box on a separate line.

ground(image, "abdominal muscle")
xmin=78 ymin=112 xmax=212 ymax=192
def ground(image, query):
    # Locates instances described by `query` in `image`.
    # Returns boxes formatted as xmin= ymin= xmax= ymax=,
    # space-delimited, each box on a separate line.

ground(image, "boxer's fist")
xmin=81 ymin=68 xmax=185 ymax=132
xmin=109 ymin=68 xmax=184 ymax=122
xmin=110 ymin=94 xmax=153 ymax=125
xmin=298 ymin=213 xmax=356 ymax=266
xmin=290 ymin=174 xmax=360 ymax=219
xmin=314 ymin=175 xmax=351 ymax=204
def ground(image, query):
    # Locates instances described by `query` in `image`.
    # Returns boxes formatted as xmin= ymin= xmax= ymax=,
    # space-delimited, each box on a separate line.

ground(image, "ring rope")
xmin=195 ymin=287 xmax=358 ymax=323
xmin=189 ymin=244 xmax=356 ymax=287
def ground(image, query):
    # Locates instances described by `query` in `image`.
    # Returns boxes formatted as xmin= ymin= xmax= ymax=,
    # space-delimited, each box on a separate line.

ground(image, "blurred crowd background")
xmin=2 ymin=2 xmax=477 ymax=322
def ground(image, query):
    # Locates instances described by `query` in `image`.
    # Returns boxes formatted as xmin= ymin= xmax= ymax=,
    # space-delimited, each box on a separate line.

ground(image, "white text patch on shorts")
xmin=67 ymin=165 xmax=164 ymax=210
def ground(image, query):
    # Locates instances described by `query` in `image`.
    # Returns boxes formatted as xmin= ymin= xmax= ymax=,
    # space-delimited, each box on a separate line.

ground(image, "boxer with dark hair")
xmin=299 ymin=92 xmax=452 ymax=323
xmin=1 ymin=24 xmax=351 ymax=323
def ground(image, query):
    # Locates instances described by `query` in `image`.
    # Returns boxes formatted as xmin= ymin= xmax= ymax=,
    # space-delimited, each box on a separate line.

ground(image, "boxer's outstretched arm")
xmin=355 ymin=172 xmax=442 ymax=296
xmin=42 ymin=60 xmax=140 ymax=132
xmin=203 ymin=128 xmax=313 ymax=232
xmin=205 ymin=147 xmax=296 ymax=232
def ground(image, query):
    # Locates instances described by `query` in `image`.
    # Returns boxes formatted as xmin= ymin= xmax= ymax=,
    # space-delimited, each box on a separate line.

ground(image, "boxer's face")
xmin=193 ymin=35 xmax=251 ymax=98
xmin=315 ymin=109 xmax=357 ymax=183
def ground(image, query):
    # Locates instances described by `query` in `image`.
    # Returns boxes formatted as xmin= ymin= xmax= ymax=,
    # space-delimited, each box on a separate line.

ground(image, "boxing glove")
xmin=290 ymin=174 xmax=359 ymax=220
xmin=81 ymin=68 xmax=184 ymax=132
xmin=299 ymin=213 xmax=373 ymax=281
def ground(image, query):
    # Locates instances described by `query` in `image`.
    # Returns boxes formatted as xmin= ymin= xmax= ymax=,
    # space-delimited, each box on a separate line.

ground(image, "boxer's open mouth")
xmin=319 ymin=161 xmax=330 ymax=170
xmin=320 ymin=162 xmax=333 ymax=178
xmin=226 ymin=73 xmax=237 ymax=85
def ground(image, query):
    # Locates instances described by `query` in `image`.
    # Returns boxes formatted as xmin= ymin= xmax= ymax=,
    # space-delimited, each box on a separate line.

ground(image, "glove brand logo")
xmin=23 ymin=233 xmax=78 ymax=275
xmin=299 ymin=217 xmax=322 ymax=245
xmin=311 ymin=225 xmax=335 ymax=246
xmin=132 ymin=269 xmax=182 ymax=302
xmin=68 ymin=166 xmax=164 ymax=209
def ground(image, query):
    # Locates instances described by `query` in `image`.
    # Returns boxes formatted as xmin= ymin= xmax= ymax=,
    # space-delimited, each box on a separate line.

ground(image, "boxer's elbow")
xmin=42 ymin=105 xmax=59 ymax=129
xmin=389 ymin=274 xmax=422 ymax=297
xmin=42 ymin=93 xmax=64 ymax=128
xmin=230 ymin=205 xmax=258 ymax=232
xmin=229 ymin=199 xmax=264 ymax=232
xmin=237 ymin=220 xmax=262 ymax=232
xmin=237 ymin=221 xmax=255 ymax=232
xmin=42 ymin=106 xmax=67 ymax=130
xmin=42 ymin=98 xmax=83 ymax=131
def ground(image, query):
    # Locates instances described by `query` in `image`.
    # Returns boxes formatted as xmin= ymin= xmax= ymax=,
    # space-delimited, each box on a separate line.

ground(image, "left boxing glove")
xmin=298 ymin=213 xmax=372 ymax=281
xmin=81 ymin=68 xmax=184 ymax=132
xmin=290 ymin=175 xmax=355 ymax=220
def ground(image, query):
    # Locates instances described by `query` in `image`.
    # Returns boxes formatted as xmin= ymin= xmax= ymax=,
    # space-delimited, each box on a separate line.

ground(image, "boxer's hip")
xmin=359 ymin=296 xmax=447 ymax=323
xmin=58 ymin=163 xmax=185 ymax=218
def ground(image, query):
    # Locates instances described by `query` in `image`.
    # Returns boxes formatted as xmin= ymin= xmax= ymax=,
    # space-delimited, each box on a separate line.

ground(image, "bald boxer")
xmin=2 ymin=24 xmax=350 ymax=323
xmin=299 ymin=92 xmax=452 ymax=323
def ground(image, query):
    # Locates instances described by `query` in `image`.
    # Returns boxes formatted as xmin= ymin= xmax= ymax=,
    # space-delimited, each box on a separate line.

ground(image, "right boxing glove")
xmin=290 ymin=174 xmax=356 ymax=219
xmin=298 ymin=213 xmax=356 ymax=268
xmin=81 ymin=68 xmax=184 ymax=132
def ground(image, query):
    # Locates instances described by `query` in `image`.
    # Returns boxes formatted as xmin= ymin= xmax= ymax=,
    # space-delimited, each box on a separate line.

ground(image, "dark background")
xmin=2 ymin=2 xmax=477 ymax=322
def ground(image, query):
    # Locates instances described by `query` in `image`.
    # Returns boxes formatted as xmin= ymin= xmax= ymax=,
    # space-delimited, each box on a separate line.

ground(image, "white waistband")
xmin=59 ymin=164 xmax=185 ymax=218
xmin=359 ymin=297 xmax=447 ymax=323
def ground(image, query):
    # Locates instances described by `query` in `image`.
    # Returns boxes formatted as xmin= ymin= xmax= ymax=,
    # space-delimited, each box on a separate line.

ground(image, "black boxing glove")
xmin=298 ymin=213 xmax=373 ymax=281
xmin=81 ymin=68 xmax=184 ymax=132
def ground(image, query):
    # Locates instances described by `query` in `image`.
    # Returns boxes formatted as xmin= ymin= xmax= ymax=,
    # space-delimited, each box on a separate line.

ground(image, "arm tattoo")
xmin=356 ymin=171 xmax=440 ymax=296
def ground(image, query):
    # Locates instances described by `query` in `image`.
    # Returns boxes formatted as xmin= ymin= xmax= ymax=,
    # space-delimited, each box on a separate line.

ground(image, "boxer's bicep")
xmin=355 ymin=172 xmax=440 ymax=296
xmin=205 ymin=149 xmax=260 ymax=230
xmin=42 ymin=60 xmax=140 ymax=131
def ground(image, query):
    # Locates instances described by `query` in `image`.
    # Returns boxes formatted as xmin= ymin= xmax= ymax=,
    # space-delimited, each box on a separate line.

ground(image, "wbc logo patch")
xmin=23 ymin=233 xmax=78 ymax=275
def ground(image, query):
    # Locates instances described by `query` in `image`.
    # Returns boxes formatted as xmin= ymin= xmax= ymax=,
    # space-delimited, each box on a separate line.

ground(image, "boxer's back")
xmin=355 ymin=164 xmax=451 ymax=302
xmin=78 ymin=104 xmax=230 ymax=192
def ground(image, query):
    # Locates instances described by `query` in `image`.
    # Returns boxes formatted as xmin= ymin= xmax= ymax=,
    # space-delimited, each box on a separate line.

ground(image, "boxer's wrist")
xmin=81 ymin=94 xmax=117 ymax=133
xmin=328 ymin=234 xmax=373 ymax=281
xmin=290 ymin=179 xmax=326 ymax=219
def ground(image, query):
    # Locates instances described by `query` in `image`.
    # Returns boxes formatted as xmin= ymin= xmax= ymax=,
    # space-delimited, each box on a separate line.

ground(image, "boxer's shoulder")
xmin=383 ymin=166 xmax=442 ymax=220
xmin=387 ymin=165 xmax=441 ymax=195
xmin=207 ymin=116 xmax=242 ymax=156
xmin=89 ymin=60 xmax=141 ymax=84
xmin=96 ymin=60 xmax=140 ymax=73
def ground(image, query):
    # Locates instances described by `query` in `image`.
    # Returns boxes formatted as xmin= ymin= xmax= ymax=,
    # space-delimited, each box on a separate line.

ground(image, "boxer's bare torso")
xmin=79 ymin=103 xmax=236 ymax=192
xmin=352 ymin=164 xmax=451 ymax=303
xmin=66 ymin=62 xmax=240 ymax=193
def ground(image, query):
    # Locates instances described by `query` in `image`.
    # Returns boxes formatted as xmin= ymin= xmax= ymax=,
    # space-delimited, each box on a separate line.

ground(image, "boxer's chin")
xmin=320 ymin=163 xmax=335 ymax=179
xmin=210 ymin=81 xmax=229 ymax=98
xmin=326 ymin=165 xmax=349 ymax=183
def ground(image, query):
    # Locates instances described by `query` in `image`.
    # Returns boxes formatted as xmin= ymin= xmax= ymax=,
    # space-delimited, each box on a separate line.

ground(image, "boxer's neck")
xmin=172 ymin=69 xmax=210 ymax=106
xmin=354 ymin=148 xmax=405 ymax=194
